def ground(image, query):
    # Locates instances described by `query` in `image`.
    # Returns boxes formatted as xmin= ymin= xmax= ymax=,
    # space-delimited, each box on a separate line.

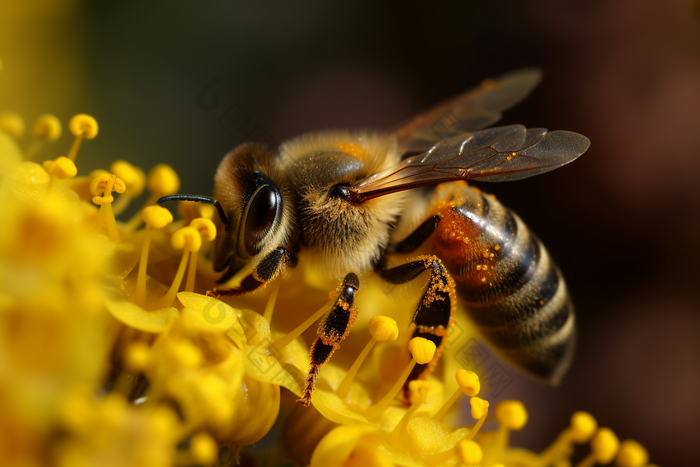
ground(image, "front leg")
xmin=210 ymin=246 xmax=297 ymax=297
xmin=297 ymin=273 xmax=360 ymax=407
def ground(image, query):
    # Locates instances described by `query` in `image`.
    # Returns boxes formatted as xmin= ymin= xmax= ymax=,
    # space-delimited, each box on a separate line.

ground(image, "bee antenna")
xmin=156 ymin=194 xmax=230 ymax=228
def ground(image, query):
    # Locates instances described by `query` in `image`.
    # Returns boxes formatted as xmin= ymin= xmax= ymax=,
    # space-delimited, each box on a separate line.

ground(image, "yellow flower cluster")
xmin=0 ymin=59 xmax=658 ymax=467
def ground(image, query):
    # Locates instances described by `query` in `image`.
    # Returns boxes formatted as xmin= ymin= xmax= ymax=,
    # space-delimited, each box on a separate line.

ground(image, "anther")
xmin=432 ymin=369 xmax=480 ymax=421
xmin=494 ymin=400 xmax=528 ymax=431
xmin=457 ymin=439 xmax=483 ymax=466
xmin=25 ymin=114 xmax=61 ymax=159
xmin=363 ymin=337 xmax=436 ymax=419
xmin=67 ymin=114 xmax=98 ymax=161
xmin=125 ymin=164 xmax=180 ymax=231
xmin=539 ymin=411 xmax=599 ymax=465
xmin=91 ymin=173 xmax=126 ymax=242
xmin=0 ymin=111 xmax=24 ymax=139
xmin=463 ymin=397 xmax=489 ymax=441
xmin=575 ymin=428 xmax=620 ymax=467
xmin=615 ymin=439 xmax=649 ymax=467
xmin=336 ymin=316 xmax=399 ymax=400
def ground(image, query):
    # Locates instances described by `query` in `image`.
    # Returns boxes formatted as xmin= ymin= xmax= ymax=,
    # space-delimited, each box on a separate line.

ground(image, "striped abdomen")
xmin=429 ymin=183 xmax=575 ymax=384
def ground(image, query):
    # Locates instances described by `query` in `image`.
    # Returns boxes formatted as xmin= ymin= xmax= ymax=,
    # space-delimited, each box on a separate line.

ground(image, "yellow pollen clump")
xmin=615 ymin=439 xmax=648 ymax=467
xmin=591 ymin=428 xmax=620 ymax=464
xmin=142 ymin=205 xmax=174 ymax=229
xmin=90 ymin=174 xmax=126 ymax=205
xmin=470 ymin=397 xmax=489 ymax=419
xmin=367 ymin=316 xmax=399 ymax=342
xmin=335 ymin=141 xmax=368 ymax=160
xmin=148 ymin=163 xmax=181 ymax=197
xmin=0 ymin=111 xmax=24 ymax=138
xmin=495 ymin=400 xmax=528 ymax=430
xmin=408 ymin=337 xmax=437 ymax=364
xmin=457 ymin=439 xmax=483 ymax=465
xmin=434 ymin=369 xmax=481 ymax=421
xmin=570 ymin=411 xmax=598 ymax=442
xmin=172 ymin=226 xmax=203 ymax=252
xmin=90 ymin=174 xmax=125 ymax=241
xmin=33 ymin=114 xmax=62 ymax=141
xmin=66 ymin=114 xmax=98 ymax=162
xmin=69 ymin=113 xmax=99 ymax=139
xmin=124 ymin=341 xmax=152 ymax=371
xmin=190 ymin=217 xmax=217 ymax=241
xmin=43 ymin=156 xmax=78 ymax=180
xmin=189 ymin=432 xmax=218 ymax=464
xmin=456 ymin=369 xmax=480 ymax=397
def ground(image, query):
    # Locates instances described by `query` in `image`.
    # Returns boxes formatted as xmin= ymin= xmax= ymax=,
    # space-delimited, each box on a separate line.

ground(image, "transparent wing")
xmin=391 ymin=68 xmax=542 ymax=153
xmin=350 ymin=125 xmax=590 ymax=203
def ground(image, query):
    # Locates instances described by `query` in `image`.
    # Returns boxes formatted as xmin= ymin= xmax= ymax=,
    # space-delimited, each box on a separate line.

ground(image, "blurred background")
xmin=1 ymin=0 xmax=699 ymax=465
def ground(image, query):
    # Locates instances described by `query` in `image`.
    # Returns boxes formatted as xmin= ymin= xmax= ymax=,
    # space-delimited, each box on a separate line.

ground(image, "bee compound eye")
xmin=244 ymin=185 xmax=281 ymax=255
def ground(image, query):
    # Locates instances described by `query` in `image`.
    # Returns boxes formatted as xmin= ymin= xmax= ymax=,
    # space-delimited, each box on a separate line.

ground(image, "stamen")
xmin=136 ymin=206 xmax=173 ymax=306
xmin=262 ymin=279 xmax=281 ymax=323
xmin=336 ymin=316 xmax=399 ymax=400
xmin=111 ymin=160 xmax=146 ymax=216
xmin=159 ymin=226 xmax=202 ymax=308
xmin=574 ymin=428 xmax=619 ymax=467
xmin=124 ymin=164 xmax=180 ymax=231
xmin=0 ymin=111 xmax=24 ymax=139
xmin=464 ymin=397 xmax=489 ymax=441
xmin=90 ymin=173 xmax=126 ymax=242
xmin=456 ymin=439 xmax=483 ymax=466
xmin=186 ymin=218 xmax=216 ymax=292
xmin=615 ymin=439 xmax=649 ymax=467
xmin=272 ymin=299 xmax=335 ymax=350
xmin=26 ymin=114 xmax=61 ymax=160
xmin=363 ymin=337 xmax=436 ymax=420
xmin=388 ymin=380 xmax=430 ymax=447
xmin=539 ymin=411 xmax=598 ymax=465
xmin=433 ymin=369 xmax=480 ymax=421
xmin=43 ymin=156 xmax=77 ymax=192
xmin=66 ymin=114 xmax=98 ymax=161
xmin=483 ymin=400 xmax=528 ymax=466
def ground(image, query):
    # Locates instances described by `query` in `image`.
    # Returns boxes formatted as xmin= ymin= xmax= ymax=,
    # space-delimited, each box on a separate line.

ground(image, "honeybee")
xmin=159 ymin=69 xmax=589 ymax=407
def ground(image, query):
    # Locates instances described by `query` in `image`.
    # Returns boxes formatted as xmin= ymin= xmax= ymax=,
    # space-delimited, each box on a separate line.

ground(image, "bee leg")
xmin=297 ymin=273 xmax=360 ymax=407
xmin=378 ymin=255 xmax=455 ymax=386
xmin=210 ymin=247 xmax=297 ymax=297
xmin=388 ymin=215 xmax=442 ymax=254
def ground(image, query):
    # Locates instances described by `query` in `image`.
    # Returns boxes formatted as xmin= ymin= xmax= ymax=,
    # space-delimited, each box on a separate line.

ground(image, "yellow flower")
xmin=0 ymin=55 xmax=659 ymax=467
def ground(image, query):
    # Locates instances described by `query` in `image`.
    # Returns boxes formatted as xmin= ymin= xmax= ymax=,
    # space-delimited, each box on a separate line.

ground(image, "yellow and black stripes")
xmin=430 ymin=183 xmax=575 ymax=384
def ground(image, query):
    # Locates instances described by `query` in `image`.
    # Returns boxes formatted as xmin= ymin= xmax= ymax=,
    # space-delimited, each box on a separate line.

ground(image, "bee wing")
xmin=350 ymin=125 xmax=590 ymax=202
xmin=391 ymin=68 xmax=542 ymax=153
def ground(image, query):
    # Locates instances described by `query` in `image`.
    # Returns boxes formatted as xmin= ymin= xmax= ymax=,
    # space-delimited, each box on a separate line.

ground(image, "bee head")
xmin=212 ymin=143 xmax=294 ymax=282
